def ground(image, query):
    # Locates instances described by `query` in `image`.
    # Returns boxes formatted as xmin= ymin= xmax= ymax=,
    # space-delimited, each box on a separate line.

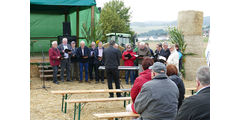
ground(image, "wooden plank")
xmin=51 ymin=89 xmax=131 ymax=95
xmin=186 ymin=88 xmax=195 ymax=90
xmin=40 ymin=74 xmax=66 ymax=78
xmin=39 ymin=69 xmax=63 ymax=72
xmin=65 ymin=97 xmax=131 ymax=103
xmin=94 ymin=112 xmax=140 ymax=119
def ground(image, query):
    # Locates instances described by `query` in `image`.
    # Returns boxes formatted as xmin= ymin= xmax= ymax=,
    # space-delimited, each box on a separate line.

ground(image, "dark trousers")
xmin=52 ymin=65 xmax=58 ymax=83
xmin=125 ymin=71 xmax=135 ymax=84
xmin=106 ymin=68 xmax=121 ymax=97
xmin=71 ymin=62 xmax=79 ymax=80
xmin=79 ymin=62 xmax=88 ymax=81
xmin=60 ymin=59 xmax=71 ymax=81
xmin=96 ymin=61 xmax=104 ymax=82
xmin=89 ymin=59 xmax=97 ymax=80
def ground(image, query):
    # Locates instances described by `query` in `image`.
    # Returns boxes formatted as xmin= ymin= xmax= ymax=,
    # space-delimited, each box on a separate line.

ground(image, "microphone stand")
xmin=36 ymin=45 xmax=51 ymax=91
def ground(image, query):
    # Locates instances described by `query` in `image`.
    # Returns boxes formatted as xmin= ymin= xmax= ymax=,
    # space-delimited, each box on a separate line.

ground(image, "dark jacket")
xmin=49 ymin=47 xmax=61 ymax=66
xmin=154 ymin=49 xmax=165 ymax=61
xmin=70 ymin=47 xmax=78 ymax=63
xmin=76 ymin=46 xmax=90 ymax=63
xmin=103 ymin=46 xmax=121 ymax=69
xmin=163 ymin=48 xmax=171 ymax=60
xmin=89 ymin=47 xmax=96 ymax=63
xmin=94 ymin=47 xmax=104 ymax=65
xmin=134 ymin=74 xmax=179 ymax=120
xmin=176 ymin=87 xmax=210 ymax=120
xmin=168 ymin=75 xmax=185 ymax=109
xmin=57 ymin=43 xmax=72 ymax=60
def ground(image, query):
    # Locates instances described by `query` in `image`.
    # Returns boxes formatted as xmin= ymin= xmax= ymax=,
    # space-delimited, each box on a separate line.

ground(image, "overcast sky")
xmin=96 ymin=0 xmax=210 ymax=22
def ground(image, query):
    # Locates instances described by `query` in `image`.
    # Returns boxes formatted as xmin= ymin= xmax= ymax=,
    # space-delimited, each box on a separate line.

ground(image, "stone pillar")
xmin=178 ymin=10 xmax=207 ymax=80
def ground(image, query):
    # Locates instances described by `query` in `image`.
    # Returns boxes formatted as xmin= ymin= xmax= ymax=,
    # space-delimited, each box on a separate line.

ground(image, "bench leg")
xmin=64 ymin=94 xmax=68 ymax=113
xmin=191 ymin=90 xmax=194 ymax=95
xmin=73 ymin=103 xmax=76 ymax=120
xmin=128 ymin=92 xmax=131 ymax=104
xmin=78 ymin=103 xmax=81 ymax=120
xmin=61 ymin=95 xmax=64 ymax=112
xmin=123 ymin=92 xmax=127 ymax=108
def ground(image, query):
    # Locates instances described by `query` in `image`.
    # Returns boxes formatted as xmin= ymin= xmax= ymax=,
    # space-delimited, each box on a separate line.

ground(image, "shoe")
xmin=79 ymin=80 xmax=83 ymax=83
xmin=109 ymin=96 xmax=114 ymax=98
xmin=117 ymin=95 xmax=123 ymax=97
xmin=95 ymin=81 xmax=99 ymax=84
xmin=126 ymin=82 xmax=129 ymax=85
xmin=67 ymin=80 xmax=72 ymax=82
xmin=101 ymin=81 xmax=105 ymax=84
xmin=53 ymin=81 xmax=59 ymax=84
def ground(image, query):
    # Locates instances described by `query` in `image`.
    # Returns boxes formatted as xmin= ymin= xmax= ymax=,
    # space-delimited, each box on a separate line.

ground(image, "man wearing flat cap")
xmin=134 ymin=62 xmax=179 ymax=120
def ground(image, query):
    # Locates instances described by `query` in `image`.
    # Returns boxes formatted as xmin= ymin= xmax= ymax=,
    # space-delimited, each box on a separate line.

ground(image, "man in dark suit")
xmin=89 ymin=42 xmax=97 ymax=81
xmin=57 ymin=38 xmax=72 ymax=82
xmin=176 ymin=66 xmax=210 ymax=120
xmin=103 ymin=40 xmax=122 ymax=97
xmin=163 ymin=42 xmax=171 ymax=60
xmin=70 ymin=41 xmax=79 ymax=81
xmin=94 ymin=41 xmax=105 ymax=84
xmin=76 ymin=41 xmax=90 ymax=83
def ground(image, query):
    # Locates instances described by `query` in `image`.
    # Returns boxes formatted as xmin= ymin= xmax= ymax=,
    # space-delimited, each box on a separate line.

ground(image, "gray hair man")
xmin=70 ymin=41 xmax=79 ymax=81
xmin=49 ymin=41 xmax=61 ymax=84
xmin=89 ymin=41 xmax=97 ymax=81
xmin=176 ymin=66 xmax=210 ymax=120
xmin=162 ymin=41 xmax=171 ymax=60
xmin=134 ymin=62 xmax=179 ymax=120
xmin=57 ymin=38 xmax=72 ymax=82
xmin=136 ymin=42 xmax=151 ymax=73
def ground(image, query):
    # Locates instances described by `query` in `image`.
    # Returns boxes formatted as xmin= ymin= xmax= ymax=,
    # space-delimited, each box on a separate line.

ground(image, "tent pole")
xmin=76 ymin=7 xmax=79 ymax=47
xmin=91 ymin=6 xmax=95 ymax=35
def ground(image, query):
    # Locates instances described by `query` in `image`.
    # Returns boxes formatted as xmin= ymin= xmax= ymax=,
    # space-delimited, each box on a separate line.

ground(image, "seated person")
xmin=126 ymin=57 xmax=154 ymax=114
xmin=176 ymin=66 xmax=210 ymax=120
xmin=167 ymin=64 xmax=185 ymax=109
xmin=134 ymin=62 xmax=179 ymax=120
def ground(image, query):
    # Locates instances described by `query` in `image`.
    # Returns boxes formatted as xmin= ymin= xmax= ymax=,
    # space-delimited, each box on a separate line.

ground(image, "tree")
xmin=99 ymin=0 xmax=133 ymax=43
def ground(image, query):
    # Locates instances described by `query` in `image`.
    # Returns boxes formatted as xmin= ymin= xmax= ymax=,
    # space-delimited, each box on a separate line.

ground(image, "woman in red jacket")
xmin=122 ymin=44 xmax=136 ymax=85
xmin=49 ymin=41 xmax=61 ymax=84
xmin=126 ymin=57 xmax=154 ymax=114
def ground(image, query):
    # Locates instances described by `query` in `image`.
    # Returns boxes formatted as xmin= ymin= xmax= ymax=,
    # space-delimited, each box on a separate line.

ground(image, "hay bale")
xmin=178 ymin=10 xmax=203 ymax=36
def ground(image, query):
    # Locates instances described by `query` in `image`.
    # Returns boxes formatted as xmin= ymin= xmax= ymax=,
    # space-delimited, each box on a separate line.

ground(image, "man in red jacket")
xmin=49 ymin=41 xmax=61 ymax=84
xmin=126 ymin=57 xmax=154 ymax=114
xmin=122 ymin=44 xmax=136 ymax=85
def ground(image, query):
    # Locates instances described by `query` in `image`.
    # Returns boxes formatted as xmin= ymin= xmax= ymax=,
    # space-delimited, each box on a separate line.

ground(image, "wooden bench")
xmin=51 ymin=89 xmax=131 ymax=113
xmin=94 ymin=112 xmax=140 ymax=120
xmin=65 ymin=97 xmax=132 ymax=120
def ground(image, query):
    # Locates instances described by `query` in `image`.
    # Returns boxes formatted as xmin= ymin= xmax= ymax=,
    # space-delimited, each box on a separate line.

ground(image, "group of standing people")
xmin=48 ymin=38 xmax=105 ymax=84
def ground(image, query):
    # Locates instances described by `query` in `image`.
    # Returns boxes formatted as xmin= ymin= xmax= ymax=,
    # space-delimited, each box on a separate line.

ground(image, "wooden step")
xmin=40 ymin=74 xmax=66 ymax=78
xmin=39 ymin=69 xmax=64 ymax=72
xmin=65 ymin=97 xmax=131 ymax=103
xmin=38 ymin=65 xmax=53 ymax=69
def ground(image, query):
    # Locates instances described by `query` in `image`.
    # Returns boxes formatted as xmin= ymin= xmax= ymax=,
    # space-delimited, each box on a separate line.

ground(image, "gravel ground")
xmin=30 ymin=76 xmax=195 ymax=120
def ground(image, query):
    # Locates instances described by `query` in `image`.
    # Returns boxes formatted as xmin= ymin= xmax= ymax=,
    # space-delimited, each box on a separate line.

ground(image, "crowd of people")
xmin=49 ymin=38 xmax=210 ymax=120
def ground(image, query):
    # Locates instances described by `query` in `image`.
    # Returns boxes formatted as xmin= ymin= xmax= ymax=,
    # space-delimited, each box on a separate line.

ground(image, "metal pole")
xmin=64 ymin=94 xmax=68 ymax=113
xmin=78 ymin=103 xmax=81 ymax=120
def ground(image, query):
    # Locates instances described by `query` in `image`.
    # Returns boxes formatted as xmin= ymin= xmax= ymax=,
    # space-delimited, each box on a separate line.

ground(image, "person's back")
xmin=176 ymin=66 xmax=210 ymax=120
xmin=176 ymin=87 xmax=210 ymax=120
xmin=103 ymin=46 xmax=120 ymax=69
xmin=135 ymin=74 xmax=179 ymax=120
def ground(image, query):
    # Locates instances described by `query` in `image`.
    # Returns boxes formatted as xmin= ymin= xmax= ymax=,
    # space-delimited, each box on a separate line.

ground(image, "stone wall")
xmin=177 ymin=10 xmax=207 ymax=80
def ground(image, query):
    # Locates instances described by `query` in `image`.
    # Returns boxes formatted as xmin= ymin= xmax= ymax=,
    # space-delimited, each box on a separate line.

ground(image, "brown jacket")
xmin=136 ymin=47 xmax=151 ymax=64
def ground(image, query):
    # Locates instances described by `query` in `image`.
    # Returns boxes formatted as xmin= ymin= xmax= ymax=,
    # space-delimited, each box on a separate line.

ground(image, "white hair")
xmin=139 ymin=42 xmax=145 ymax=46
xmin=62 ymin=38 xmax=68 ymax=42
xmin=163 ymin=41 xmax=168 ymax=46
xmin=169 ymin=44 xmax=175 ymax=49
xmin=80 ymin=41 xmax=85 ymax=45
xmin=52 ymin=41 xmax=57 ymax=45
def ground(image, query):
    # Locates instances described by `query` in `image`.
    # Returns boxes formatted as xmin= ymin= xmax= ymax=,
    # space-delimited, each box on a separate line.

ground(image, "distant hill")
xmin=131 ymin=16 xmax=210 ymax=34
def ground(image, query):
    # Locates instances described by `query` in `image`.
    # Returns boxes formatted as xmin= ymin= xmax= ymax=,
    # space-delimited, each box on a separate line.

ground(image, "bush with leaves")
xmin=168 ymin=27 xmax=196 ymax=78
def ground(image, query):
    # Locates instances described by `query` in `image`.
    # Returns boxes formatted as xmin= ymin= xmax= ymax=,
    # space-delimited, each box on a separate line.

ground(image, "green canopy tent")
xmin=30 ymin=0 xmax=100 ymax=53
